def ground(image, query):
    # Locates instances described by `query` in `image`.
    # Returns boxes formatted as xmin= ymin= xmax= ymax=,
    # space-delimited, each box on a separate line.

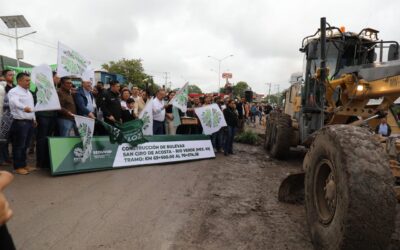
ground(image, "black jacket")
xmin=101 ymin=90 xmax=122 ymax=123
xmin=236 ymin=102 xmax=245 ymax=119
xmin=224 ymin=107 xmax=238 ymax=127
xmin=121 ymin=109 xmax=136 ymax=123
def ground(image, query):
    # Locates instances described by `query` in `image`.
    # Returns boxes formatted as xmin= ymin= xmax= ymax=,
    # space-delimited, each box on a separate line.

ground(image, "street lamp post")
xmin=208 ymin=54 xmax=233 ymax=92
xmin=0 ymin=15 xmax=36 ymax=67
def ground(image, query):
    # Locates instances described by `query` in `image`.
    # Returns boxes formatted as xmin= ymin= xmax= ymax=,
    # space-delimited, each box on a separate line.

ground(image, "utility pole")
xmin=163 ymin=72 xmax=169 ymax=90
xmin=275 ymin=84 xmax=280 ymax=105
xmin=266 ymin=83 xmax=271 ymax=103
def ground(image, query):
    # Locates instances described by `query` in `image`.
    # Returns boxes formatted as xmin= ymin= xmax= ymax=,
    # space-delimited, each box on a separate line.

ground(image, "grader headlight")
xmin=356 ymin=84 xmax=364 ymax=91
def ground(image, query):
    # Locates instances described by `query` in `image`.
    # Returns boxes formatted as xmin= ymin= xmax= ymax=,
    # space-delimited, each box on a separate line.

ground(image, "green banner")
xmin=99 ymin=119 xmax=147 ymax=147
xmin=49 ymin=135 xmax=215 ymax=176
xmin=5 ymin=64 xmax=57 ymax=92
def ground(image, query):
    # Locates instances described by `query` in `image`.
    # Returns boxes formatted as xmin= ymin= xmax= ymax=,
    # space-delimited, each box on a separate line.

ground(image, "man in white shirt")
xmin=8 ymin=73 xmax=36 ymax=175
xmin=152 ymin=89 xmax=170 ymax=135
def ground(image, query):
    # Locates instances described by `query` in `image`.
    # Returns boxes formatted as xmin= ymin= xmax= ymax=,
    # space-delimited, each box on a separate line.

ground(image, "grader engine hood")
xmin=338 ymin=59 xmax=400 ymax=82
xmin=339 ymin=59 xmax=400 ymax=91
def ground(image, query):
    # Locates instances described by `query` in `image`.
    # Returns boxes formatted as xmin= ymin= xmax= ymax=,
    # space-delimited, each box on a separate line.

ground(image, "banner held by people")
xmin=0 ymin=110 xmax=13 ymax=143
xmin=195 ymin=103 xmax=227 ymax=135
xmin=74 ymin=115 xmax=95 ymax=163
xmin=99 ymin=119 xmax=148 ymax=147
xmin=31 ymin=64 xmax=61 ymax=112
xmin=57 ymin=42 xmax=92 ymax=78
xmin=5 ymin=65 xmax=57 ymax=92
xmin=138 ymin=98 xmax=153 ymax=136
xmin=169 ymin=82 xmax=189 ymax=112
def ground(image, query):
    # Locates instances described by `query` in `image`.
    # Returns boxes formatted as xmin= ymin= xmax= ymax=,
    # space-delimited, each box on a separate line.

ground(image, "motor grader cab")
xmin=265 ymin=17 xmax=400 ymax=249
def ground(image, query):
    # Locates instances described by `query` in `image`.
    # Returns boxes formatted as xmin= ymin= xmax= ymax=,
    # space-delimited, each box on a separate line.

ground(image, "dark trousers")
xmin=250 ymin=114 xmax=256 ymax=123
xmin=0 ymin=225 xmax=15 ymax=250
xmin=0 ymin=143 xmax=10 ymax=164
xmin=224 ymin=126 xmax=236 ymax=154
xmin=10 ymin=120 xmax=34 ymax=169
xmin=36 ymin=116 xmax=56 ymax=168
xmin=211 ymin=129 xmax=224 ymax=150
xmin=153 ymin=120 xmax=165 ymax=135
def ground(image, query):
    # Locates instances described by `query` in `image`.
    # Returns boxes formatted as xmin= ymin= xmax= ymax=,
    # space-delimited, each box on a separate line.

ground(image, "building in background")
xmin=95 ymin=70 xmax=126 ymax=87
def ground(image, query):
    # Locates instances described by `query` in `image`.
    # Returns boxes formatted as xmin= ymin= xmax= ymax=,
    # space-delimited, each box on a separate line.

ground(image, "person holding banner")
xmin=35 ymin=71 xmax=60 ymax=169
xmin=166 ymin=91 xmax=177 ymax=135
xmin=74 ymin=81 xmax=96 ymax=119
xmin=152 ymin=89 xmax=169 ymax=135
xmin=8 ymin=73 xmax=36 ymax=175
xmin=57 ymin=77 xmax=78 ymax=136
xmin=101 ymin=80 xmax=122 ymax=125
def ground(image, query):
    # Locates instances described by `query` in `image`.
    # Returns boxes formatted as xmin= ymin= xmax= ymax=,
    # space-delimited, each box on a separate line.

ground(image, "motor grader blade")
xmin=278 ymin=172 xmax=305 ymax=204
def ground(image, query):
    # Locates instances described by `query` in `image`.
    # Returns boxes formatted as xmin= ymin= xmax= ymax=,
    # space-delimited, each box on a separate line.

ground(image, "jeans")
xmin=250 ymin=114 xmax=256 ymax=123
xmin=57 ymin=118 xmax=77 ymax=137
xmin=211 ymin=129 xmax=224 ymax=150
xmin=153 ymin=120 xmax=165 ymax=135
xmin=36 ymin=116 xmax=56 ymax=168
xmin=224 ymin=126 xmax=236 ymax=154
xmin=10 ymin=120 xmax=34 ymax=169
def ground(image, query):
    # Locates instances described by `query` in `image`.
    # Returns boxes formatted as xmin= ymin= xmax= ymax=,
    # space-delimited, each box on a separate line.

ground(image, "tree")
xmin=233 ymin=81 xmax=249 ymax=97
xmin=263 ymin=93 xmax=283 ymax=105
xmin=102 ymin=58 xmax=150 ymax=89
xmin=188 ymin=84 xmax=202 ymax=94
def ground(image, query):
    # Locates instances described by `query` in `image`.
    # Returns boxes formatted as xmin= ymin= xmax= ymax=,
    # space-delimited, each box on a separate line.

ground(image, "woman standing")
xmin=223 ymin=99 xmax=238 ymax=156
xmin=120 ymin=89 xmax=131 ymax=110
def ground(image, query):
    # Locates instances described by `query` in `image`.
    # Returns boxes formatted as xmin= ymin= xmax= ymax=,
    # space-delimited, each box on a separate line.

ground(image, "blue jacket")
xmin=74 ymin=87 xmax=95 ymax=116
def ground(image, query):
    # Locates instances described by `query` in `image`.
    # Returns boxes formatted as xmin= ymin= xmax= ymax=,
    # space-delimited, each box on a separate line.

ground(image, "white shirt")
xmin=8 ymin=85 xmax=35 ymax=120
xmin=121 ymin=100 xmax=128 ymax=109
xmin=152 ymin=97 xmax=165 ymax=122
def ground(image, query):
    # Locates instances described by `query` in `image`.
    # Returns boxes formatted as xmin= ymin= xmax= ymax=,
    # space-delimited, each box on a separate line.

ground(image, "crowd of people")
xmin=0 ymin=69 xmax=277 ymax=177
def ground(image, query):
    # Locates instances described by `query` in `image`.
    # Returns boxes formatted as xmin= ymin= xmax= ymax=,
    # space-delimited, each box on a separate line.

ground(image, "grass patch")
xmin=234 ymin=130 xmax=260 ymax=145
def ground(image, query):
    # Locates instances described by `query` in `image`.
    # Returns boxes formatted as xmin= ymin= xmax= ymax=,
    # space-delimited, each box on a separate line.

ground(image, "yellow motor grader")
xmin=264 ymin=17 xmax=400 ymax=249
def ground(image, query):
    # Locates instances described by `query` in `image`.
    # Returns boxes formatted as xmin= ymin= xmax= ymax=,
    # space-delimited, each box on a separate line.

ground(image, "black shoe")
xmin=229 ymin=152 xmax=234 ymax=155
xmin=224 ymin=152 xmax=228 ymax=156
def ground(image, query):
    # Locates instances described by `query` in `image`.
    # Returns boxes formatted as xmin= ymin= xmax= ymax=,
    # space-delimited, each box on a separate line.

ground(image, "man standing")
xmin=375 ymin=118 xmax=391 ymax=137
xmin=101 ymin=80 xmax=122 ymax=125
xmin=57 ymin=77 xmax=77 ymax=136
xmin=0 ymin=70 xmax=14 ymax=166
xmin=94 ymin=81 xmax=106 ymax=108
xmin=8 ymin=73 xmax=36 ymax=175
xmin=74 ymin=81 xmax=96 ymax=119
xmin=3 ymin=70 xmax=14 ymax=94
xmin=35 ymin=71 xmax=59 ymax=169
xmin=152 ymin=89 xmax=169 ymax=135
xmin=223 ymin=99 xmax=239 ymax=156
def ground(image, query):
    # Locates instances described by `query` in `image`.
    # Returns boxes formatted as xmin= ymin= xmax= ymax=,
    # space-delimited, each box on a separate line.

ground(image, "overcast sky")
xmin=1 ymin=0 xmax=399 ymax=94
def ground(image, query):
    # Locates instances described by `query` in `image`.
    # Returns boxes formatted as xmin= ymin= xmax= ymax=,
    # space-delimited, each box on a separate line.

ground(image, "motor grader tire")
xmin=269 ymin=113 xmax=292 ymax=159
xmin=264 ymin=116 xmax=273 ymax=150
xmin=304 ymin=125 xmax=397 ymax=250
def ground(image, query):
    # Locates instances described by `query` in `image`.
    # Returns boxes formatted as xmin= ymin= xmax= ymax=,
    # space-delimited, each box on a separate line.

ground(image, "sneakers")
xmin=15 ymin=168 xmax=29 ymax=175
